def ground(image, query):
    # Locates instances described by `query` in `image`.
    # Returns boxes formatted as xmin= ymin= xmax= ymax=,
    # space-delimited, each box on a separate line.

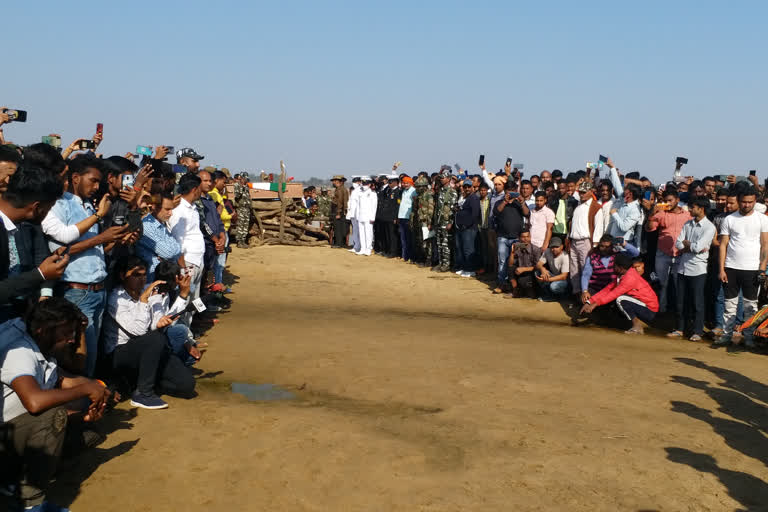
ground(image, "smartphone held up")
xmin=2 ymin=108 xmax=27 ymax=122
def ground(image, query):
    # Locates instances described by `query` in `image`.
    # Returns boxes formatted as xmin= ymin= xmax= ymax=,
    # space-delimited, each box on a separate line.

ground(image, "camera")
xmin=2 ymin=108 xmax=27 ymax=122
xmin=78 ymin=140 xmax=97 ymax=150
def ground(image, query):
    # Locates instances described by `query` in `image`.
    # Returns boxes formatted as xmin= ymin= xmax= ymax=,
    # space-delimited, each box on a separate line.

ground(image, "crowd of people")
xmin=326 ymin=158 xmax=768 ymax=343
xmin=0 ymin=110 xmax=254 ymax=512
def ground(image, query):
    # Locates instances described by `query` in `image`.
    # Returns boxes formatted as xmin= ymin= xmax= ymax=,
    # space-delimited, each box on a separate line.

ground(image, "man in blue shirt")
xmin=136 ymin=193 xmax=183 ymax=281
xmin=43 ymin=156 xmax=129 ymax=376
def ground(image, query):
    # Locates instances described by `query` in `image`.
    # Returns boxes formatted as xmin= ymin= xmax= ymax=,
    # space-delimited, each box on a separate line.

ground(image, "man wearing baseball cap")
xmin=176 ymin=148 xmax=204 ymax=173
xmin=535 ymin=237 xmax=570 ymax=301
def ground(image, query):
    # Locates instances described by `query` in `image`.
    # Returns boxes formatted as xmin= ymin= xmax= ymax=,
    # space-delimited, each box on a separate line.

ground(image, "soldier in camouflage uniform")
xmin=316 ymin=187 xmax=332 ymax=232
xmin=233 ymin=173 xmax=252 ymax=248
xmin=433 ymin=168 xmax=458 ymax=272
xmin=411 ymin=176 xmax=435 ymax=267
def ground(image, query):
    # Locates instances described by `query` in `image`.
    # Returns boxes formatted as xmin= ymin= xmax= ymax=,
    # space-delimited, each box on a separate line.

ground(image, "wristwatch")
xmin=94 ymin=213 xmax=103 ymax=221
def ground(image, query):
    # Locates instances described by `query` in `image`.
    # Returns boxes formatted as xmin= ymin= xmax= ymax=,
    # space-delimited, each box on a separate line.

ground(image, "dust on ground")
xmin=54 ymin=246 xmax=768 ymax=511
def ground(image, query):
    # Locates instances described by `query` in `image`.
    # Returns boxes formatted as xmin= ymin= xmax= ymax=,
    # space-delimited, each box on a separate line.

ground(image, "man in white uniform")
xmin=356 ymin=177 xmax=378 ymax=256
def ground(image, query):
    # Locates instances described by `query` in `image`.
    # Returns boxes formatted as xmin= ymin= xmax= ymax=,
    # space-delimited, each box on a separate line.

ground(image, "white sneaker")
xmin=347 ymin=248 xmax=356 ymax=252
xmin=462 ymin=271 xmax=476 ymax=278
xmin=455 ymin=270 xmax=464 ymax=275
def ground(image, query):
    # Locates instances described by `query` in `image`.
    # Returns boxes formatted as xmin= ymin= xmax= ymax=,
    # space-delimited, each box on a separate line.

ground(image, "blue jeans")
xmin=496 ymin=237 xmax=518 ymax=285
xmin=62 ymin=287 xmax=106 ymax=377
xmin=715 ymin=283 xmax=743 ymax=329
xmin=398 ymin=219 xmax=412 ymax=261
xmin=454 ymin=227 xmax=478 ymax=271
xmin=537 ymin=278 xmax=570 ymax=300
xmin=166 ymin=324 xmax=197 ymax=365
xmin=655 ymin=252 xmax=679 ymax=313
xmin=214 ymin=232 xmax=229 ymax=284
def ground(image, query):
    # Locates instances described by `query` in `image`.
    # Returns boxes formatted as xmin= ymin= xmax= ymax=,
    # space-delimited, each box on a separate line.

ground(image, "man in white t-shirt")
xmin=0 ymin=298 xmax=110 ymax=511
xmin=535 ymin=238 xmax=570 ymax=301
xmin=716 ymin=187 xmax=768 ymax=346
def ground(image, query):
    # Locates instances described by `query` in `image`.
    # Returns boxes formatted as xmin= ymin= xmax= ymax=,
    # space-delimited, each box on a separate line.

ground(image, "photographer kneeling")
xmin=152 ymin=260 xmax=202 ymax=366
xmin=103 ymin=257 xmax=196 ymax=410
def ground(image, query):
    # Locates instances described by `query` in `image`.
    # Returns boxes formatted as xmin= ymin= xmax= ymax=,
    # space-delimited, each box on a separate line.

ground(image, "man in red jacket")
xmin=580 ymin=253 xmax=659 ymax=335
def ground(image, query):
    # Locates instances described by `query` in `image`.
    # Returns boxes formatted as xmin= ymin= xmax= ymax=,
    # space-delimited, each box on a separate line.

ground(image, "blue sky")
xmin=4 ymin=1 xmax=767 ymax=182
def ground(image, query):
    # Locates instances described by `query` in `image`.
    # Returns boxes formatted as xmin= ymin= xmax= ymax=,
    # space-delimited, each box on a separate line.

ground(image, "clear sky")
xmin=4 ymin=1 xmax=767 ymax=183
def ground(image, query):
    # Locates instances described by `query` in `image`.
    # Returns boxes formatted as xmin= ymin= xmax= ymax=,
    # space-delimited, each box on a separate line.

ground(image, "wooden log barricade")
xmin=235 ymin=162 xmax=330 ymax=247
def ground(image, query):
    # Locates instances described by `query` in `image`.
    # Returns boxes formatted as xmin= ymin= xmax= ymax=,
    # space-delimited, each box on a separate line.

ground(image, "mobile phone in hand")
xmin=122 ymin=174 xmax=135 ymax=189
xmin=599 ymin=155 xmax=608 ymax=164
xmin=676 ymin=157 xmax=688 ymax=165
xmin=3 ymin=109 xmax=27 ymax=122
xmin=506 ymin=158 xmax=512 ymax=167
xmin=750 ymin=170 xmax=757 ymax=177
xmin=478 ymin=154 xmax=485 ymax=167
xmin=136 ymin=145 xmax=153 ymax=157
xmin=96 ymin=123 xmax=103 ymax=135
xmin=79 ymin=140 xmax=97 ymax=150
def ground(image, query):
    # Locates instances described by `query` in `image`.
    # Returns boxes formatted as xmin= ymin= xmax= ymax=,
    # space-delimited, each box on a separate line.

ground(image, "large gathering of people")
xmin=327 ymin=158 xmax=768 ymax=342
xmin=0 ymin=110 xmax=252 ymax=511
xmin=2 ymin=103 xmax=768 ymax=511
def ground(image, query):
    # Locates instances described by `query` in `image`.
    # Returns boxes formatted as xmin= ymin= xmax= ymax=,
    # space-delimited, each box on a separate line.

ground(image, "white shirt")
xmin=0 ymin=209 xmax=16 ymax=231
xmin=592 ymin=199 xmax=613 ymax=244
xmin=0 ymin=318 xmax=58 ymax=422
xmin=148 ymin=292 xmax=189 ymax=328
xmin=570 ymin=197 xmax=593 ymax=240
xmin=41 ymin=207 xmax=82 ymax=244
xmin=721 ymin=210 xmax=768 ymax=270
xmin=357 ymin=187 xmax=378 ymax=222
xmin=168 ymin=198 xmax=205 ymax=267
xmin=104 ymin=287 xmax=153 ymax=353
xmin=346 ymin=185 xmax=361 ymax=220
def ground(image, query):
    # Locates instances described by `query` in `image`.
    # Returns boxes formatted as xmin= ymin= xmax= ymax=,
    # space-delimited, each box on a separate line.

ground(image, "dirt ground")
xmin=51 ymin=246 xmax=768 ymax=511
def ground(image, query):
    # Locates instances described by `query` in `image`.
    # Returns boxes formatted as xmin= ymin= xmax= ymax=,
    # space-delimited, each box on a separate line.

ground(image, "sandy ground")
xmin=47 ymin=246 xmax=768 ymax=511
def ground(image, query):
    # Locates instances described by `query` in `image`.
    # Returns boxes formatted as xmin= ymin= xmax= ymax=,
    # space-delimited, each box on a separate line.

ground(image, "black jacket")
xmin=0 ymin=221 xmax=52 ymax=305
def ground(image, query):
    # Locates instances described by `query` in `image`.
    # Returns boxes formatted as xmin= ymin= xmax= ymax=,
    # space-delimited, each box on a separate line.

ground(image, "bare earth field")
xmin=52 ymin=246 xmax=768 ymax=511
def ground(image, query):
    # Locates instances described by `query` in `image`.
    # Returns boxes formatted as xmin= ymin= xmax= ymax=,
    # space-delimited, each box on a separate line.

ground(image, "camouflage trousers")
xmin=235 ymin=207 xmax=251 ymax=244
xmin=436 ymin=227 xmax=452 ymax=269
xmin=414 ymin=224 xmax=432 ymax=263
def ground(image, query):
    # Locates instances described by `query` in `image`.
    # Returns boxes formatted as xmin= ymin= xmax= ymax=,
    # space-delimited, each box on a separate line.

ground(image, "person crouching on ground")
xmin=535 ymin=237 xmax=570 ymax=301
xmin=579 ymin=253 xmax=659 ymax=335
xmin=0 ymin=298 xmax=112 ymax=512
xmin=153 ymin=260 xmax=203 ymax=366
xmin=103 ymin=256 xmax=196 ymax=409
xmin=508 ymin=230 xmax=542 ymax=298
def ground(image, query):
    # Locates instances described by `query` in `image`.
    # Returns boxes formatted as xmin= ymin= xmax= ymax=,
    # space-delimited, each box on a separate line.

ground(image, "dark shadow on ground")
xmin=48 ymin=439 xmax=140 ymax=507
xmin=666 ymin=357 xmax=768 ymax=511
